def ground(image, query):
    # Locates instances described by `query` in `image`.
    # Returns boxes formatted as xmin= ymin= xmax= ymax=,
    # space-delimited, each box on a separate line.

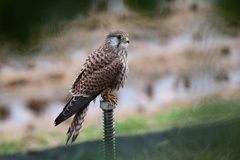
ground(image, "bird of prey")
xmin=55 ymin=30 xmax=129 ymax=144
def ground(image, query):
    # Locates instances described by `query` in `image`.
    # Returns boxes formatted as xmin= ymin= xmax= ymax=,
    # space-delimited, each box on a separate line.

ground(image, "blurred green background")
xmin=0 ymin=0 xmax=240 ymax=159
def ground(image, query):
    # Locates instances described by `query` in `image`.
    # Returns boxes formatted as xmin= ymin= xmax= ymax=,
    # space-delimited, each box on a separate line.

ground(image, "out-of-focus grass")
xmin=0 ymin=130 xmax=66 ymax=155
xmin=0 ymin=140 xmax=22 ymax=155
xmin=0 ymin=99 xmax=240 ymax=155
xmin=115 ymin=99 xmax=240 ymax=136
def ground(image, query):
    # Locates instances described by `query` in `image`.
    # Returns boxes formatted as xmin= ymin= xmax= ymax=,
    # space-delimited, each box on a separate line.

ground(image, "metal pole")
xmin=100 ymin=98 xmax=116 ymax=160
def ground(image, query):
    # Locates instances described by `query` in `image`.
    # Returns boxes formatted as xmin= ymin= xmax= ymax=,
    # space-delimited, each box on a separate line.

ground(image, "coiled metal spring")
xmin=102 ymin=109 xmax=116 ymax=160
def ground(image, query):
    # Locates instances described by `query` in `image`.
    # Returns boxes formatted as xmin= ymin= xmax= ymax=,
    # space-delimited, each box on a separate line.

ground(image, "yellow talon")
xmin=106 ymin=94 xmax=117 ymax=105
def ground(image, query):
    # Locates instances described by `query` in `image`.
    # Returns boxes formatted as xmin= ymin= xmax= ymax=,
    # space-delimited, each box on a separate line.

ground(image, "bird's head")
xmin=105 ymin=30 xmax=129 ymax=49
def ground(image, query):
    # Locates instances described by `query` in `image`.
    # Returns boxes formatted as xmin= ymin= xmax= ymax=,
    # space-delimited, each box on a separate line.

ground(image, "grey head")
xmin=105 ymin=30 xmax=130 ymax=49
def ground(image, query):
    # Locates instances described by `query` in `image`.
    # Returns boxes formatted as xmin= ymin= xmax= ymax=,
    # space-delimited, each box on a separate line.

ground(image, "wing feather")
xmin=54 ymin=90 xmax=101 ymax=126
xmin=71 ymin=51 xmax=123 ymax=96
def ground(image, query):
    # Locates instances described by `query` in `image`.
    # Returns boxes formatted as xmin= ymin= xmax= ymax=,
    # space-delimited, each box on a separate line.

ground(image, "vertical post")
xmin=100 ymin=98 xmax=116 ymax=160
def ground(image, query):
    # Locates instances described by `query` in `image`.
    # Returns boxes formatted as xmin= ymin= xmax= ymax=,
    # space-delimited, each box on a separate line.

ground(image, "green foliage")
xmin=125 ymin=0 xmax=171 ymax=16
xmin=214 ymin=0 xmax=240 ymax=36
xmin=215 ymin=0 xmax=240 ymax=22
xmin=125 ymin=0 xmax=158 ymax=12
xmin=0 ymin=0 xmax=92 ymax=45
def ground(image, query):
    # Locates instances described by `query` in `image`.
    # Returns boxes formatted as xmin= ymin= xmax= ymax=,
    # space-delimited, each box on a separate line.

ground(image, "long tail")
xmin=54 ymin=90 xmax=103 ymax=144
xmin=66 ymin=106 xmax=89 ymax=145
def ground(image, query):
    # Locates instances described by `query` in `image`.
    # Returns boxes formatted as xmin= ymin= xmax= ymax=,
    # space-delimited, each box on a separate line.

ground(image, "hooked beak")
xmin=122 ymin=37 xmax=130 ymax=44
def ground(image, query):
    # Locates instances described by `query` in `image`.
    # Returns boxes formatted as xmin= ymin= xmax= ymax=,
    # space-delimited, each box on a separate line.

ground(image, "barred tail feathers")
xmin=66 ymin=106 xmax=89 ymax=145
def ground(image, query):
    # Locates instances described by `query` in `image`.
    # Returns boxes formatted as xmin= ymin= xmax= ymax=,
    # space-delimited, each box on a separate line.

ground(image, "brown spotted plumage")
xmin=55 ymin=30 xmax=129 ymax=144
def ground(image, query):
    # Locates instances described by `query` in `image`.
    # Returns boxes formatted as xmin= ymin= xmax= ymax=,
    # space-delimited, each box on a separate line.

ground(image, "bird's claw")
xmin=106 ymin=94 xmax=117 ymax=105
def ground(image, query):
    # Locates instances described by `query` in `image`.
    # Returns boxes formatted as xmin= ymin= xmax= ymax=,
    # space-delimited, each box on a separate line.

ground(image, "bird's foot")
xmin=105 ymin=94 xmax=117 ymax=105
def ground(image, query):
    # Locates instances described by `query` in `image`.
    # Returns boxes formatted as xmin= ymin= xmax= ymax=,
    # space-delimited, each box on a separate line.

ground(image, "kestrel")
xmin=55 ymin=30 xmax=129 ymax=144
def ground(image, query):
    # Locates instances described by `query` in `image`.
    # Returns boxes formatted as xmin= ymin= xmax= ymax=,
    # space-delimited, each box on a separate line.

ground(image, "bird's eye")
xmin=116 ymin=35 xmax=122 ymax=39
